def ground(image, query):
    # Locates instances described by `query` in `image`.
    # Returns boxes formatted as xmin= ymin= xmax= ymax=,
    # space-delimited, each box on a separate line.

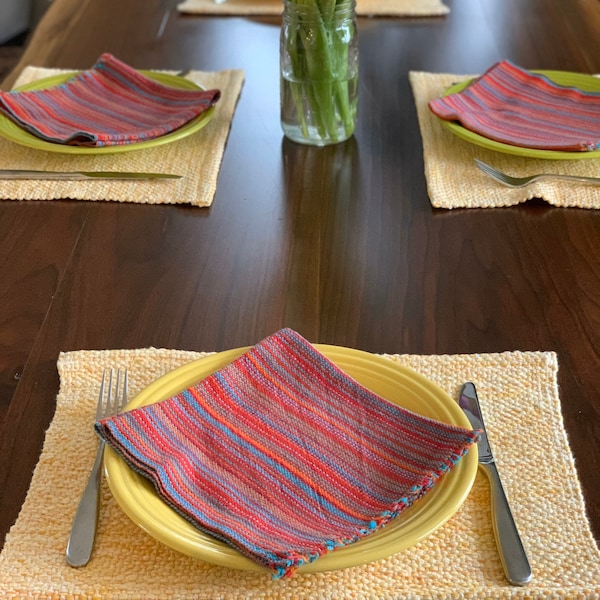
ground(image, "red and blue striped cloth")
xmin=429 ymin=60 xmax=600 ymax=152
xmin=95 ymin=328 xmax=479 ymax=578
xmin=0 ymin=53 xmax=220 ymax=147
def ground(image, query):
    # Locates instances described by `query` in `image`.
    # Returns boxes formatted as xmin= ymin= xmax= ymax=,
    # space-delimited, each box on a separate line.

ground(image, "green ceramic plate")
xmin=440 ymin=70 xmax=600 ymax=160
xmin=0 ymin=71 xmax=215 ymax=154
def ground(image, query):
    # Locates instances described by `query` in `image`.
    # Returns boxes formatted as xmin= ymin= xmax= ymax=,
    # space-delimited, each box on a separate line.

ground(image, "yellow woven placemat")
xmin=177 ymin=0 xmax=449 ymax=17
xmin=0 ymin=67 xmax=245 ymax=207
xmin=409 ymin=71 xmax=600 ymax=209
xmin=1 ymin=348 xmax=599 ymax=598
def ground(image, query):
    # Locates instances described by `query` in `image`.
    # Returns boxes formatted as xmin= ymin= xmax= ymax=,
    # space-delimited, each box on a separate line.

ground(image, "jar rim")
xmin=282 ymin=0 xmax=357 ymax=16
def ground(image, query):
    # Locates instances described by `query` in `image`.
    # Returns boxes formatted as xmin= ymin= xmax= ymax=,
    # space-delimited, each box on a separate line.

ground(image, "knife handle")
xmin=482 ymin=462 xmax=532 ymax=585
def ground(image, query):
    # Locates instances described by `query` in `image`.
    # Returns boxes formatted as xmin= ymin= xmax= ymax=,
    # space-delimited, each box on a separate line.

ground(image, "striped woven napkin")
xmin=95 ymin=328 xmax=479 ymax=578
xmin=428 ymin=60 xmax=600 ymax=153
xmin=0 ymin=53 xmax=221 ymax=147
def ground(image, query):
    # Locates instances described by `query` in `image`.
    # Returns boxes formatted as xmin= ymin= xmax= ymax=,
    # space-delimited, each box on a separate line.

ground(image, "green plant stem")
xmin=284 ymin=0 xmax=356 ymax=142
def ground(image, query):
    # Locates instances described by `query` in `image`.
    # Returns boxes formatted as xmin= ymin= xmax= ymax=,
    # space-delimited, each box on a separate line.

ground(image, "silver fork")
xmin=66 ymin=369 xmax=128 ymax=567
xmin=474 ymin=158 xmax=600 ymax=188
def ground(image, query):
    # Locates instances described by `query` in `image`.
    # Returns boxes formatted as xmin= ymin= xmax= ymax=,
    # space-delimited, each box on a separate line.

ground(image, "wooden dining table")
xmin=0 ymin=0 xmax=599 ymax=582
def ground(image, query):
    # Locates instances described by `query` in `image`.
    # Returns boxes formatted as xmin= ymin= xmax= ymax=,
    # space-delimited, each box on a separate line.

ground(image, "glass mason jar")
xmin=280 ymin=0 xmax=359 ymax=146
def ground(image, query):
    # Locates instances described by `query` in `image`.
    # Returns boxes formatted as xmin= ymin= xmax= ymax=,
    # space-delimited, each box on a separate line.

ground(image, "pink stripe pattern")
xmin=429 ymin=61 xmax=600 ymax=152
xmin=95 ymin=328 xmax=479 ymax=577
xmin=0 ymin=53 xmax=220 ymax=146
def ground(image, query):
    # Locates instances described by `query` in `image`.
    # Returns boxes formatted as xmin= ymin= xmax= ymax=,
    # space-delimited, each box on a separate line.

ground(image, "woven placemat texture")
xmin=177 ymin=0 xmax=449 ymax=17
xmin=0 ymin=67 xmax=245 ymax=207
xmin=409 ymin=71 xmax=600 ymax=209
xmin=1 ymin=348 xmax=599 ymax=598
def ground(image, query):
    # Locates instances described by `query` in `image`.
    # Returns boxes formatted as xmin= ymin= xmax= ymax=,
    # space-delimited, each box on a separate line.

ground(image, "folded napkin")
xmin=177 ymin=0 xmax=450 ymax=17
xmin=428 ymin=60 xmax=600 ymax=152
xmin=410 ymin=70 xmax=600 ymax=209
xmin=95 ymin=328 xmax=479 ymax=577
xmin=0 ymin=53 xmax=221 ymax=147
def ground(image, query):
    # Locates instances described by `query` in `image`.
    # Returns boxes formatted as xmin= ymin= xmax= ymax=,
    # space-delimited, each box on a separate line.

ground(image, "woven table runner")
xmin=177 ymin=0 xmax=449 ymax=17
xmin=409 ymin=71 xmax=600 ymax=209
xmin=1 ymin=348 xmax=599 ymax=598
xmin=0 ymin=67 xmax=245 ymax=207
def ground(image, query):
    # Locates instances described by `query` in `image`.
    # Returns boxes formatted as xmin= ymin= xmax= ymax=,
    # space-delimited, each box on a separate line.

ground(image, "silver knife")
xmin=0 ymin=169 xmax=181 ymax=180
xmin=459 ymin=382 xmax=532 ymax=586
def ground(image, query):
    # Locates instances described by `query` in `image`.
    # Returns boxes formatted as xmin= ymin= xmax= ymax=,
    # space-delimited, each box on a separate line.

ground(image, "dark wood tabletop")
xmin=1 ymin=0 xmax=599 ymax=553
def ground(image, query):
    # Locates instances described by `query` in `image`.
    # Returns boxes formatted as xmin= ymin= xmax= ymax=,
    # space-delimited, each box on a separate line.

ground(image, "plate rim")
xmin=0 ymin=70 xmax=215 ymax=154
xmin=104 ymin=344 xmax=478 ymax=573
xmin=439 ymin=69 xmax=600 ymax=160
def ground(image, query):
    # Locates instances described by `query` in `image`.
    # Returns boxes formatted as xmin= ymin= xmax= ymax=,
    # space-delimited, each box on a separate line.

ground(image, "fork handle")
xmin=65 ymin=442 xmax=104 ymax=567
xmin=546 ymin=174 xmax=600 ymax=185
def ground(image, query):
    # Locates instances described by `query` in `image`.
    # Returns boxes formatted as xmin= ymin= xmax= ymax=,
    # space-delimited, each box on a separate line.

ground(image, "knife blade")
xmin=459 ymin=382 xmax=532 ymax=586
xmin=0 ymin=169 xmax=181 ymax=180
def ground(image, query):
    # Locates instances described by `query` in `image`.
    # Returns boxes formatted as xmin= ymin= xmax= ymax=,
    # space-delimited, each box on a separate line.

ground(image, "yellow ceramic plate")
xmin=440 ymin=70 xmax=600 ymax=160
xmin=0 ymin=71 xmax=215 ymax=154
xmin=104 ymin=345 xmax=478 ymax=573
